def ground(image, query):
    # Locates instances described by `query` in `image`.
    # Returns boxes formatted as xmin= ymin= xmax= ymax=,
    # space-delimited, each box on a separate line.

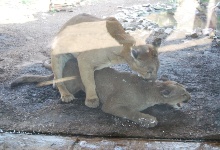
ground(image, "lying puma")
xmin=51 ymin=13 xmax=161 ymax=108
xmin=11 ymin=59 xmax=191 ymax=128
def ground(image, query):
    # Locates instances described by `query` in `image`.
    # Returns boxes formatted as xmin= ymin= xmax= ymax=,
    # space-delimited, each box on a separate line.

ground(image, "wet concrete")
xmin=0 ymin=133 xmax=220 ymax=150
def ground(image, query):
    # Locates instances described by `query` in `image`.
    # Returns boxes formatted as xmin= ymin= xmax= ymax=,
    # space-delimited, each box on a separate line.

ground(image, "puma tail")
xmin=10 ymin=74 xmax=54 ymax=88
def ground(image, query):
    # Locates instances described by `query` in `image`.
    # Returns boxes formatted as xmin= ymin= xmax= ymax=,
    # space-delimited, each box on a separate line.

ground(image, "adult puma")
xmin=51 ymin=13 xmax=161 ymax=108
xmin=11 ymin=59 xmax=191 ymax=128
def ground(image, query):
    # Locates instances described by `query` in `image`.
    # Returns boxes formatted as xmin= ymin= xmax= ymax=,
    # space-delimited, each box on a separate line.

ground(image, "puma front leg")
xmin=102 ymin=104 xmax=158 ymax=128
xmin=51 ymin=54 xmax=75 ymax=102
xmin=78 ymin=59 xmax=99 ymax=108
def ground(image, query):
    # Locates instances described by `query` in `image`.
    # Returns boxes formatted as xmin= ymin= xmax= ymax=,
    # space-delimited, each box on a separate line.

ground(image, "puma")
xmin=11 ymin=59 xmax=191 ymax=128
xmin=51 ymin=13 xmax=161 ymax=108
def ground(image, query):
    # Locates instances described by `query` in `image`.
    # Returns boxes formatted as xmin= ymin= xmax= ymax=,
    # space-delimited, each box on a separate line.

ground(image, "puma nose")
xmin=183 ymin=94 xmax=191 ymax=103
xmin=183 ymin=99 xmax=189 ymax=103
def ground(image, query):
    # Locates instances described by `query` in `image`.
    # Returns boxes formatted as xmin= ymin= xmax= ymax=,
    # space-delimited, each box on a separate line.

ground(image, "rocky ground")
xmin=0 ymin=0 xmax=220 ymax=149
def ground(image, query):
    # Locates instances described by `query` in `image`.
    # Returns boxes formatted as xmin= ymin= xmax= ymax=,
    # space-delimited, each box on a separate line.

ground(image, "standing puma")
xmin=51 ymin=13 xmax=161 ymax=108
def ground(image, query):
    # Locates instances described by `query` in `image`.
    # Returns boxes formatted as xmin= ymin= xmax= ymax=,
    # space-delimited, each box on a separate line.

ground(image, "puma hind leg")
xmin=51 ymin=53 xmax=76 ymax=102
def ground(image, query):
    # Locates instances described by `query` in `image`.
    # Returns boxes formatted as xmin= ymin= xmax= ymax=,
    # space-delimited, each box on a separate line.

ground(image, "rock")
xmin=137 ymin=19 xmax=144 ymax=23
xmin=117 ymin=6 xmax=123 ymax=8
xmin=142 ymin=20 xmax=151 ymax=27
xmin=126 ymin=26 xmax=136 ymax=31
xmin=164 ymin=28 xmax=173 ymax=34
xmin=165 ymin=5 xmax=173 ymax=11
xmin=123 ymin=18 xmax=134 ymax=23
xmin=114 ymin=3 xmax=178 ymax=32
xmin=137 ymin=25 xmax=144 ymax=29
xmin=145 ymin=12 xmax=176 ymax=27
xmin=216 ymin=2 xmax=220 ymax=8
xmin=190 ymin=31 xmax=199 ymax=38
xmin=202 ymin=28 xmax=213 ymax=36
xmin=194 ymin=28 xmax=203 ymax=35
xmin=216 ymin=30 xmax=220 ymax=37
xmin=143 ymin=4 xmax=150 ymax=7
xmin=153 ymin=28 xmax=164 ymax=34
xmin=216 ymin=39 xmax=220 ymax=46
xmin=149 ymin=7 xmax=155 ymax=12
xmin=146 ymin=25 xmax=154 ymax=30
xmin=154 ymin=5 xmax=163 ymax=10
xmin=153 ymin=28 xmax=160 ymax=32
xmin=146 ymin=7 xmax=152 ymax=12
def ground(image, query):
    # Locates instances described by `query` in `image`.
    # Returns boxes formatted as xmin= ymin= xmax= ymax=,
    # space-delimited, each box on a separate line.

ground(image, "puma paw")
xmin=138 ymin=117 xmax=158 ymax=128
xmin=61 ymin=93 xmax=75 ymax=102
xmin=85 ymin=97 xmax=99 ymax=108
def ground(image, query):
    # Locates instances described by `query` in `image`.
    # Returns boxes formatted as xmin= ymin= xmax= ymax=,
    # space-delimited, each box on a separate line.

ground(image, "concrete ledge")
xmin=0 ymin=133 xmax=220 ymax=150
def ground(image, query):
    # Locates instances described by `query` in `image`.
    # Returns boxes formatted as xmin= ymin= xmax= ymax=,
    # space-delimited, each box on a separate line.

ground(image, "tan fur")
xmin=11 ymin=59 xmax=190 ymax=128
xmin=51 ymin=13 xmax=161 ymax=108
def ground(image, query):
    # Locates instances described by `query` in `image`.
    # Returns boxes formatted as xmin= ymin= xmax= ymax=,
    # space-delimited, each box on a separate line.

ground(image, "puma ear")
xmin=152 ymin=38 xmax=162 ymax=48
xmin=160 ymin=89 xmax=171 ymax=98
xmin=131 ymin=49 xmax=139 ymax=59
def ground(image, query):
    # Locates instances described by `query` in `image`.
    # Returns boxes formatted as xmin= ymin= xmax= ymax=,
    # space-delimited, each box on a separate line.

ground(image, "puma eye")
xmin=183 ymin=99 xmax=189 ymax=103
xmin=153 ymin=53 xmax=158 ymax=57
xmin=131 ymin=49 xmax=139 ymax=59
